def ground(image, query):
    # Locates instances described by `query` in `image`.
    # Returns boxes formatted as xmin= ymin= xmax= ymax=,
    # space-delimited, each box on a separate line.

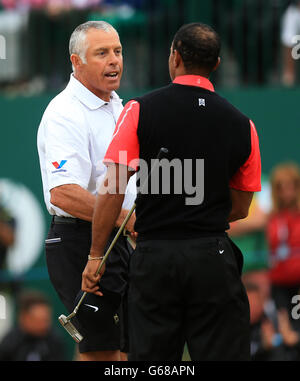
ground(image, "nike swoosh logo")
xmin=84 ymin=304 xmax=99 ymax=312
xmin=219 ymin=250 xmax=224 ymax=254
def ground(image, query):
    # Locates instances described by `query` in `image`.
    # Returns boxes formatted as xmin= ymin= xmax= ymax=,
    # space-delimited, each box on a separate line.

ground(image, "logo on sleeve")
xmin=52 ymin=160 xmax=67 ymax=173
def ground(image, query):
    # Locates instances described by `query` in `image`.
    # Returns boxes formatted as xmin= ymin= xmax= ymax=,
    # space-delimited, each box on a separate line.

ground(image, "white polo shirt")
xmin=37 ymin=74 xmax=136 ymax=217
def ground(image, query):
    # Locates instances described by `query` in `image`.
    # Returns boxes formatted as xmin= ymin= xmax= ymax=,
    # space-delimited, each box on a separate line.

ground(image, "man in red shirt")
xmin=82 ymin=23 xmax=261 ymax=360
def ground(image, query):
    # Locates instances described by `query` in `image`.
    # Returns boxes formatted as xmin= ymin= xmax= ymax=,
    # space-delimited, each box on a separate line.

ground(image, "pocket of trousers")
xmin=44 ymin=237 xmax=66 ymax=293
xmin=129 ymin=244 xmax=144 ymax=272
xmin=225 ymin=237 xmax=244 ymax=276
xmin=45 ymin=237 xmax=62 ymax=244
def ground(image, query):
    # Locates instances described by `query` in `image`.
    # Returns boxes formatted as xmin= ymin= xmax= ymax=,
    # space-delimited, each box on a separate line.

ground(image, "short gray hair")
xmin=69 ymin=21 xmax=117 ymax=65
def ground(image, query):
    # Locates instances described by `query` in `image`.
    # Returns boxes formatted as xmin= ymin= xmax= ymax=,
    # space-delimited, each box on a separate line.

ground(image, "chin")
xmin=109 ymin=82 xmax=121 ymax=92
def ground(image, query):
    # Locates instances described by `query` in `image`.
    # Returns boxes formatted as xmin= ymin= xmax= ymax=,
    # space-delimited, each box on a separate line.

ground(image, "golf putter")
xmin=59 ymin=147 xmax=169 ymax=342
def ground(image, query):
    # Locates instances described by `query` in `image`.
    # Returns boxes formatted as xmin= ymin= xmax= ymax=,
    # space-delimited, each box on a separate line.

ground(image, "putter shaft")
xmin=59 ymin=148 xmax=168 ymax=341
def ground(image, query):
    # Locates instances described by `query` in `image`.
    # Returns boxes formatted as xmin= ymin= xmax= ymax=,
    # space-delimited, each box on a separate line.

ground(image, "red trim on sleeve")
xmin=104 ymin=100 xmax=140 ymax=171
xmin=229 ymin=120 xmax=261 ymax=192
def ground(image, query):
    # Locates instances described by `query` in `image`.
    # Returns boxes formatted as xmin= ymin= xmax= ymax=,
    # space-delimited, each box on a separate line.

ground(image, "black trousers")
xmin=128 ymin=235 xmax=250 ymax=361
xmin=45 ymin=218 xmax=131 ymax=353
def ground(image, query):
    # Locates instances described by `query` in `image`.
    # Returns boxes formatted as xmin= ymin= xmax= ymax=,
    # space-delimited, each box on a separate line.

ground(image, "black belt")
xmin=52 ymin=216 xmax=120 ymax=235
xmin=52 ymin=216 xmax=91 ymax=225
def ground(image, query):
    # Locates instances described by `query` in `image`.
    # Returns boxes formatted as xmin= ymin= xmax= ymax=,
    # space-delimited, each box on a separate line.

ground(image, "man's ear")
xmin=70 ymin=54 xmax=83 ymax=71
xmin=173 ymin=49 xmax=182 ymax=68
xmin=212 ymin=57 xmax=221 ymax=72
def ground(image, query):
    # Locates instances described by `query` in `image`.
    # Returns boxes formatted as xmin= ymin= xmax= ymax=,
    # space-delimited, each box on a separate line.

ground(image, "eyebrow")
xmin=94 ymin=45 xmax=122 ymax=52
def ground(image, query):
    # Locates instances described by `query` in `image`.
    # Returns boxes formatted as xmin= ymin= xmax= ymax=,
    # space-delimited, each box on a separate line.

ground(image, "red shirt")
xmin=267 ymin=210 xmax=300 ymax=286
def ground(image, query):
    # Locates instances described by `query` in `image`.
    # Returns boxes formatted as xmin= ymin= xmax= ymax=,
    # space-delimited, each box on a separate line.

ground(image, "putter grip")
xmin=157 ymin=147 xmax=169 ymax=160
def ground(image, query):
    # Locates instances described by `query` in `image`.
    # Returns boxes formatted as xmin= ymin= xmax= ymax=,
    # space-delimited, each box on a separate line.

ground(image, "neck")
xmin=175 ymin=66 xmax=210 ymax=79
xmin=185 ymin=71 xmax=210 ymax=78
xmin=73 ymin=73 xmax=112 ymax=102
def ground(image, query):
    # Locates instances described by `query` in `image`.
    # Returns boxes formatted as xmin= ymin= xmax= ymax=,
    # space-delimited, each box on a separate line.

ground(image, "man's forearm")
xmin=228 ymin=188 xmax=253 ymax=223
xmin=51 ymin=183 xmax=133 ymax=231
xmin=116 ymin=209 xmax=136 ymax=233
xmin=228 ymin=206 xmax=267 ymax=236
xmin=90 ymin=164 xmax=132 ymax=257
xmin=50 ymin=184 xmax=96 ymax=221
xmin=90 ymin=192 xmax=125 ymax=257
xmin=228 ymin=210 xmax=248 ymax=223
xmin=81 ymin=164 xmax=131 ymax=294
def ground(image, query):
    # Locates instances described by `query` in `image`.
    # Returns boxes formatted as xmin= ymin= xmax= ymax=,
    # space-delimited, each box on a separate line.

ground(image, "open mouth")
xmin=105 ymin=72 xmax=118 ymax=78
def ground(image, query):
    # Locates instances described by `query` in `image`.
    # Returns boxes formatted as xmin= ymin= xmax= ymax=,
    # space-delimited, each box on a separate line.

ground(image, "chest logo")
xmin=52 ymin=160 xmax=67 ymax=169
xmin=199 ymin=98 xmax=206 ymax=107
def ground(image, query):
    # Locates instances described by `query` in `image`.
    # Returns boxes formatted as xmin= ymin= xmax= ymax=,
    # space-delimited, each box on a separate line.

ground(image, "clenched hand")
xmin=81 ymin=259 xmax=106 ymax=296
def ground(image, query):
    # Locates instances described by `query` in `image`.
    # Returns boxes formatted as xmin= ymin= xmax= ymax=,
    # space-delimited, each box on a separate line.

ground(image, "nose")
xmin=108 ymin=51 xmax=120 ymax=66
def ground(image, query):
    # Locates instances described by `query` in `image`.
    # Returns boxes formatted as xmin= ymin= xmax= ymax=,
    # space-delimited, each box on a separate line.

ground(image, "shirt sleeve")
xmin=44 ymin=110 xmax=92 ymax=191
xmin=122 ymin=173 xmax=137 ymax=210
xmin=229 ymin=120 xmax=261 ymax=192
xmin=104 ymin=100 xmax=140 ymax=171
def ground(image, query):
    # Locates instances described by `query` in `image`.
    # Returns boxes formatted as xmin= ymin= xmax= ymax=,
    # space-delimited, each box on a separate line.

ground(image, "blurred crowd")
xmin=1 ymin=0 xmax=300 ymax=94
xmin=0 ymin=0 xmax=146 ymax=94
xmin=229 ymin=162 xmax=300 ymax=361
xmin=0 ymin=290 xmax=66 ymax=360
xmin=0 ymin=0 xmax=143 ymax=11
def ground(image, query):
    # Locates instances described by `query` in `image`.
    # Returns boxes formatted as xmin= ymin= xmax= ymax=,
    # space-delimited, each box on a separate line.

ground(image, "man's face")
xmin=20 ymin=305 xmax=52 ymax=337
xmin=77 ymin=28 xmax=123 ymax=100
xmin=275 ymin=174 xmax=299 ymax=208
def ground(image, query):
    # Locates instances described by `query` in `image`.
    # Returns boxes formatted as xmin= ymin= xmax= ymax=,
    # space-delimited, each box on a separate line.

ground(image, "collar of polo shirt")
xmin=68 ymin=74 xmax=122 ymax=110
xmin=173 ymin=75 xmax=215 ymax=92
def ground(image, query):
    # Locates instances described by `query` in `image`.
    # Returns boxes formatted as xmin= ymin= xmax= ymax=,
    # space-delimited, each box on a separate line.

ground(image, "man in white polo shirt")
xmin=37 ymin=21 xmax=136 ymax=361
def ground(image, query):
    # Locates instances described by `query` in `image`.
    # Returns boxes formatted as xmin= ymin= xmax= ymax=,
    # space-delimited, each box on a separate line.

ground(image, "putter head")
xmin=58 ymin=314 xmax=83 ymax=343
